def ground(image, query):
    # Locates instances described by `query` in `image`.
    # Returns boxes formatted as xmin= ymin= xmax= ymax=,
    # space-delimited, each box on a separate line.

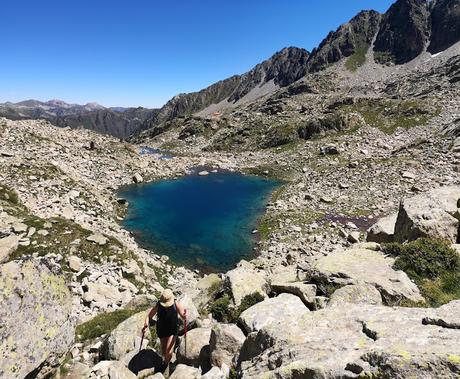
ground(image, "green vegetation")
xmin=208 ymin=293 xmax=265 ymax=323
xmin=383 ymin=238 xmax=460 ymax=307
xmin=75 ymin=306 xmax=149 ymax=342
xmin=339 ymin=98 xmax=439 ymax=134
xmin=345 ymin=46 xmax=368 ymax=72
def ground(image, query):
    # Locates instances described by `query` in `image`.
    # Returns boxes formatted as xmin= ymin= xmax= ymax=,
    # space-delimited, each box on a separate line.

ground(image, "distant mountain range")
xmin=1 ymin=0 xmax=459 ymax=139
xmin=0 ymin=99 xmax=158 ymax=139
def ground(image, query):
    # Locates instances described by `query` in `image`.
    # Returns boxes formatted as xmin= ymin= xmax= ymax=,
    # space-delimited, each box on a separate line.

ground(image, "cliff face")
xmin=373 ymin=0 xmax=430 ymax=65
xmin=428 ymin=0 xmax=460 ymax=54
xmin=307 ymin=10 xmax=382 ymax=72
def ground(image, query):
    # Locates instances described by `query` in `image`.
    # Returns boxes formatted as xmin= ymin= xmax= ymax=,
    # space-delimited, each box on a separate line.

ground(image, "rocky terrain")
xmin=1 ymin=0 xmax=460 ymax=378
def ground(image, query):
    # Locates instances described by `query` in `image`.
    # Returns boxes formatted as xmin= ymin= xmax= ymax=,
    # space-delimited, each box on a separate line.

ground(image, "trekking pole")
xmin=184 ymin=309 xmax=187 ymax=356
xmin=139 ymin=326 xmax=146 ymax=353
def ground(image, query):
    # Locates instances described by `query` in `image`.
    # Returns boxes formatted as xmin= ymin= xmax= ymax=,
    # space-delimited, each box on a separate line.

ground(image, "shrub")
xmin=209 ymin=295 xmax=232 ymax=322
xmin=383 ymin=238 xmax=460 ymax=307
xmin=385 ymin=238 xmax=460 ymax=280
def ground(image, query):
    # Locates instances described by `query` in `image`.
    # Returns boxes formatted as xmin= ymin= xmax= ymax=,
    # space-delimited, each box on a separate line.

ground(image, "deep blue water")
xmin=119 ymin=171 xmax=279 ymax=272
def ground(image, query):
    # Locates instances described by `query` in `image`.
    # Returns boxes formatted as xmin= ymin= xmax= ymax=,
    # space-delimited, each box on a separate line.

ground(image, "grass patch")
xmin=75 ymin=306 xmax=148 ymax=342
xmin=383 ymin=238 xmax=460 ymax=307
xmin=339 ymin=98 xmax=439 ymax=134
xmin=345 ymin=46 xmax=367 ymax=72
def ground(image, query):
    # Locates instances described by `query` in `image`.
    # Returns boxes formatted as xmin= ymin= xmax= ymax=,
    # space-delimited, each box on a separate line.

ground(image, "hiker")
xmin=142 ymin=289 xmax=186 ymax=369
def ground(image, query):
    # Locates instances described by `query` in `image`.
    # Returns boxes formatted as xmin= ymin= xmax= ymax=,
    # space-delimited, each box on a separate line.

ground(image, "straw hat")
xmin=159 ymin=288 xmax=175 ymax=307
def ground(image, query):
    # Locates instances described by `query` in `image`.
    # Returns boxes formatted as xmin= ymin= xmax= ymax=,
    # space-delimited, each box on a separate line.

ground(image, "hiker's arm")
xmin=175 ymin=301 xmax=187 ymax=320
xmin=143 ymin=304 xmax=158 ymax=329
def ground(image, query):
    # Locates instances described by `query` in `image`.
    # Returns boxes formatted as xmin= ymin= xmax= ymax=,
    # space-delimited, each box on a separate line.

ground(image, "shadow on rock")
xmin=128 ymin=349 xmax=163 ymax=375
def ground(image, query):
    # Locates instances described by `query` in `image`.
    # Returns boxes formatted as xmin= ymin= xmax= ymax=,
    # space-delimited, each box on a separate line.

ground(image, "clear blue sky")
xmin=1 ymin=0 xmax=395 ymax=108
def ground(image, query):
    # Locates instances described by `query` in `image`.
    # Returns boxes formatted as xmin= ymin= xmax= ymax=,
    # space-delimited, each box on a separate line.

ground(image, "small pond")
xmin=119 ymin=170 xmax=280 ymax=272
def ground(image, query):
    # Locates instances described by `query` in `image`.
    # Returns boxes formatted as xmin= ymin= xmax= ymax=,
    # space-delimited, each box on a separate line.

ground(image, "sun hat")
xmin=159 ymin=288 xmax=175 ymax=307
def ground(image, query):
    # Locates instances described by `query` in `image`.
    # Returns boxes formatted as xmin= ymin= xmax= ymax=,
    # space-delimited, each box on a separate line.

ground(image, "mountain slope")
xmin=147 ymin=47 xmax=310 ymax=127
xmin=306 ymin=10 xmax=381 ymax=72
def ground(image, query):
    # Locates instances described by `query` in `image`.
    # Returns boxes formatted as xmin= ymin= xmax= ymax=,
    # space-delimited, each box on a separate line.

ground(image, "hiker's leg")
xmin=164 ymin=335 xmax=176 ymax=364
xmin=160 ymin=337 xmax=168 ymax=360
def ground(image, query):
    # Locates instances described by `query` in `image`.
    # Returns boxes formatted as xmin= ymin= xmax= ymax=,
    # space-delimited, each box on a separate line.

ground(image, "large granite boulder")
xmin=367 ymin=213 xmax=397 ymax=243
xmin=177 ymin=327 xmax=211 ymax=368
xmin=0 ymin=260 xmax=75 ymax=379
xmin=169 ymin=364 xmax=201 ymax=379
xmin=306 ymin=247 xmax=424 ymax=304
xmin=224 ymin=261 xmax=268 ymax=306
xmin=209 ymin=323 xmax=246 ymax=368
xmin=238 ymin=301 xmax=460 ymax=378
xmin=82 ymin=282 xmax=123 ymax=308
xmin=394 ymin=186 xmax=460 ymax=243
xmin=0 ymin=234 xmax=20 ymax=263
xmin=271 ymin=281 xmax=317 ymax=309
xmin=239 ymin=293 xmax=309 ymax=334
xmin=328 ymin=284 xmax=383 ymax=306
xmin=101 ymin=311 xmax=150 ymax=360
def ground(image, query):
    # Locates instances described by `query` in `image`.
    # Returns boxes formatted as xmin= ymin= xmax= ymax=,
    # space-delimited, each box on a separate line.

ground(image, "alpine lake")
xmin=119 ymin=169 xmax=280 ymax=272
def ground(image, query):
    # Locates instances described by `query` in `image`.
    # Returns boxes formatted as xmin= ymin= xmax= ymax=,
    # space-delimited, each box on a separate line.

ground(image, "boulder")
xmin=367 ymin=213 xmax=397 ymax=243
xmin=67 ymin=255 xmax=81 ymax=272
xmin=328 ymin=284 xmax=383 ymax=306
xmin=238 ymin=301 xmax=460 ymax=378
xmin=177 ymin=327 xmax=211 ymax=367
xmin=107 ymin=360 xmax=137 ymax=379
xmin=271 ymin=282 xmax=317 ymax=309
xmin=178 ymin=293 xmax=199 ymax=331
xmin=83 ymin=282 xmax=123 ymax=306
xmin=224 ymin=261 xmax=268 ymax=306
xmin=201 ymin=365 xmax=229 ymax=379
xmin=169 ymin=364 xmax=201 ymax=379
xmin=133 ymin=173 xmax=144 ymax=183
xmin=209 ymin=323 xmax=246 ymax=368
xmin=0 ymin=234 xmax=20 ymax=263
xmin=86 ymin=232 xmax=109 ymax=245
xmin=307 ymin=247 xmax=424 ymax=304
xmin=394 ymin=186 xmax=460 ymax=243
xmin=239 ymin=293 xmax=309 ymax=334
xmin=0 ymin=260 xmax=74 ymax=379
xmin=101 ymin=311 xmax=150 ymax=360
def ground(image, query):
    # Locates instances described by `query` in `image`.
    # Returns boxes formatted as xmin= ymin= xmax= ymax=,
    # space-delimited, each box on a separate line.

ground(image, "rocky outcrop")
xmin=394 ymin=186 xmax=460 ymax=243
xmin=328 ymin=284 xmax=383 ymax=306
xmin=307 ymin=10 xmax=381 ymax=72
xmin=177 ymin=327 xmax=211 ymax=367
xmin=101 ymin=311 xmax=150 ymax=360
xmin=0 ymin=234 xmax=19 ymax=263
xmin=224 ymin=261 xmax=268 ymax=306
xmin=239 ymin=293 xmax=309 ymax=334
xmin=169 ymin=364 xmax=201 ymax=379
xmin=374 ymin=0 xmax=430 ymax=65
xmin=238 ymin=301 xmax=460 ymax=378
xmin=428 ymin=0 xmax=460 ymax=54
xmin=0 ymin=260 xmax=74 ymax=379
xmin=367 ymin=213 xmax=397 ymax=243
xmin=306 ymin=247 xmax=424 ymax=304
xmin=209 ymin=323 xmax=246 ymax=368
